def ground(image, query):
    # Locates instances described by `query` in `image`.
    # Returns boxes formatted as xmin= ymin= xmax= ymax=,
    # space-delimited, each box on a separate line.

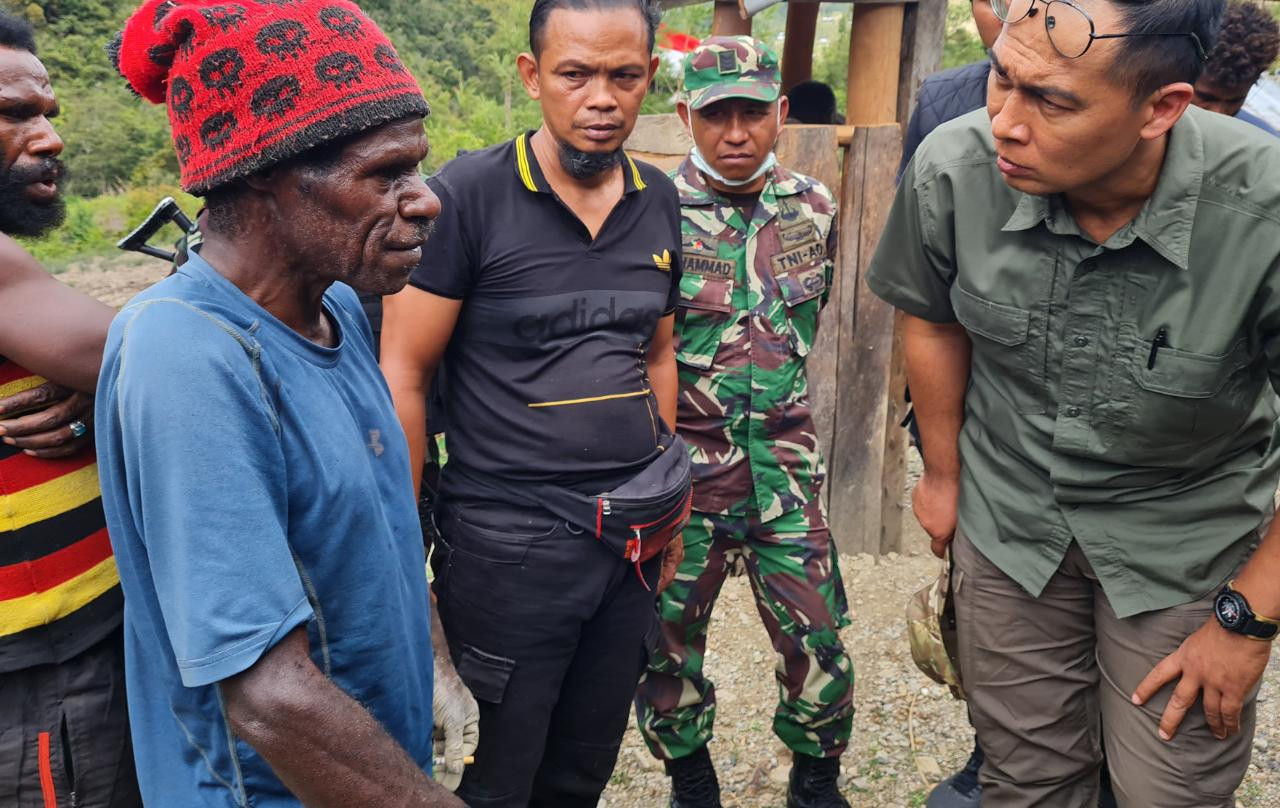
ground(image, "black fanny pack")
xmin=445 ymin=433 xmax=693 ymax=588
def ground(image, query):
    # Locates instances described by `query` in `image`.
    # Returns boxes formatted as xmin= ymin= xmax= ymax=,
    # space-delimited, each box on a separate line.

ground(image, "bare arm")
xmin=647 ymin=313 xmax=678 ymax=430
xmin=380 ymin=286 xmax=462 ymax=495
xmin=220 ymin=628 xmax=464 ymax=807
xmin=0 ymin=235 xmax=113 ymax=392
xmin=647 ymin=313 xmax=684 ymax=591
xmin=903 ymin=314 xmax=971 ymax=557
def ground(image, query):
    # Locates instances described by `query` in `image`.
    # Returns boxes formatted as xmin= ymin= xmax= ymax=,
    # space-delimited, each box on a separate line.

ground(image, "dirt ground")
xmin=61 ymin=254 xmax=1280 ymax=808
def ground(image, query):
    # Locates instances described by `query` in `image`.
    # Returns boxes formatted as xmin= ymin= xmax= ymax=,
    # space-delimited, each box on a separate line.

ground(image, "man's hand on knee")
xmin=1131 ymin=619 xmax=1270 ymax=741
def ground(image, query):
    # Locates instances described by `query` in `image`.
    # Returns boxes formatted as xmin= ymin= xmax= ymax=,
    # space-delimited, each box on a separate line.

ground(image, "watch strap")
xmin=1228 ymin=582 xmax=1280 ymax=641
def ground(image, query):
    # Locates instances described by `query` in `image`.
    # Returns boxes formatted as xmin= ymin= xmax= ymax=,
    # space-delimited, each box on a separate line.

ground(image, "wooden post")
xmin=845 ymin=3 xmax=905 ymax=125
xmin=825 ymin=125 xmax=903 ymax=557
xmin=781 ymin=1 xmax=819 ymax=91
xmin=826 ymin=3 xmax=908 ymax=557
xmin=897 ymin=0 xmax=949 ymax=122
xmin=711 ymin=0 xmax=752 ymax=36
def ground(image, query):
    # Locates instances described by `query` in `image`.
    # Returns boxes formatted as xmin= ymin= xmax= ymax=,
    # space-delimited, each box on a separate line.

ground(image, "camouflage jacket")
xmin=673 ymin=158 xmax=838 ymax=520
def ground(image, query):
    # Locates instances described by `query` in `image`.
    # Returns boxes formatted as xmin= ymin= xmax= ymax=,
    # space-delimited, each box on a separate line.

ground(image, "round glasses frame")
xmin=991 ymin=0 xmax=1208 ymax=61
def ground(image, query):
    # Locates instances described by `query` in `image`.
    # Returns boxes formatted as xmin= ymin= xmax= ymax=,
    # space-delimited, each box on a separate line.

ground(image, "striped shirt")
xmin=0 ymin=358 xmax=120 ymax=672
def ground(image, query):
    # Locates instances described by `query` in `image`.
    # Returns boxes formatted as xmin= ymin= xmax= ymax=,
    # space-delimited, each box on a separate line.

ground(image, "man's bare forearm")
xmin=381 ymin=288 xmax=463 ymax=497
xmin=903 ymin=314 xmax=971 ymax=479
xmin=650 ymin=352 xmax=678 ymax=430
xmin=430 ymin=592 xmax=453 ymax=662
xmin=386 ymin=371 xmax=431 ymax=496
xmin=0 ymin=238 xmax=113 ymax=392
xmin=222 ymin=629 xmax=463 ymax=808
xmin=648 ymin=314 xmax=679 ymax=430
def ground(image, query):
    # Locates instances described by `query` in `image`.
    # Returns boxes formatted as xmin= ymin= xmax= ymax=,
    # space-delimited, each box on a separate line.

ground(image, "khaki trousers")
xmin=952 ymin=531 xmax=1256 ymax=808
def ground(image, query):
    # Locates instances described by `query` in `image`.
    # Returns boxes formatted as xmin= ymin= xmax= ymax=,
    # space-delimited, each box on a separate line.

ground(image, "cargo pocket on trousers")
xmin=458 ymin=645 xmax=516 ymax=705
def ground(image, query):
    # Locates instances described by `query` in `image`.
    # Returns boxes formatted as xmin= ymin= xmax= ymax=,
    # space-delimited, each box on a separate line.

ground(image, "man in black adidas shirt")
xmin=380 ymin=1 xmax=682 ymax=805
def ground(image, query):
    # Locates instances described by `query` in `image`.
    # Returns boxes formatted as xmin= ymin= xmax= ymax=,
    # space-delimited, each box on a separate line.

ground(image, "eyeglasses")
xmin=991 ymin=0 xmax=1208 ymax=61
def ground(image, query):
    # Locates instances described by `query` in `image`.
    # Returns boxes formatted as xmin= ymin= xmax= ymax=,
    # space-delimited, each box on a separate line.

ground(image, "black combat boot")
xmin=925 ymin=740 xmax=983 ymax=808
xmin=786 ymin=753 xmax=850 ymax=808
xmin=665 ymin=745 xmax=722 ymax=808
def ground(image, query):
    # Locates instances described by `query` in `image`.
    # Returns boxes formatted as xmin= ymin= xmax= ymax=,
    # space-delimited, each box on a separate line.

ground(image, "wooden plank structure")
xmin=639 ymin=0 xmax=945 ymax=555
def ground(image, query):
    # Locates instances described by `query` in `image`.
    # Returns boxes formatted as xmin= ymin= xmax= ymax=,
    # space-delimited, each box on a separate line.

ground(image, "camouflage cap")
xmin=907 ymin=555 xmax=965 ymax=701
xmin=682 ymin=35 xmax=781 ymax=111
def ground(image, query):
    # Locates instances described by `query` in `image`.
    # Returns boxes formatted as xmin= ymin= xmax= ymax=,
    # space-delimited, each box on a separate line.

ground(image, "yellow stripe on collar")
xmin=515 ymin=133 xmax=537 ymax=193
xmin=626 ymin=154 xmax=647 ymax=191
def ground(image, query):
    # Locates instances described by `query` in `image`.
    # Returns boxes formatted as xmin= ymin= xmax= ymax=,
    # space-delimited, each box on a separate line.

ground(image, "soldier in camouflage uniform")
xmin=633 ymin=37 xmax=853 ymax=808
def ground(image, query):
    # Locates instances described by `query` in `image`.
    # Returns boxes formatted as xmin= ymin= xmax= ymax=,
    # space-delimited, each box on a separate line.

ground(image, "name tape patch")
xmin=770 ymin=241 xmax=827 ymax=276
xmin=684 ymin=253 xmax=737 ymax=279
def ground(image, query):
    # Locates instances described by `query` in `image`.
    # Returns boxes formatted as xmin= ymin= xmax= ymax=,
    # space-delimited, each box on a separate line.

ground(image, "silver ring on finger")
xmin=69 ymin=420 xmax=88 ymax=438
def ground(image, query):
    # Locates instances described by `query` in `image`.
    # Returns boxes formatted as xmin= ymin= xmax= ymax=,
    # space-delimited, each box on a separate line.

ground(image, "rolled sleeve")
xmin=110 ymin=303 xmax=312 ymax=688
xmin=866 ymin=159 xmax=959 ymax=324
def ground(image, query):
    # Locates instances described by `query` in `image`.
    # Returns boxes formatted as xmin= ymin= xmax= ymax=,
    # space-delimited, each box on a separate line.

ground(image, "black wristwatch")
xmin=1214 ymin=582 xmax=1280 ymax=641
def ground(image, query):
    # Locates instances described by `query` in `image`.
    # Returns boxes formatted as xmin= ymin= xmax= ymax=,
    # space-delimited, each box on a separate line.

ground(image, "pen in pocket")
xmin=1147 ymin=327 xmax=1169 ymax=370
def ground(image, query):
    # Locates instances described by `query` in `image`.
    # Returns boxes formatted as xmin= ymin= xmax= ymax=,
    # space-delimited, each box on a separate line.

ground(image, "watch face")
xmin=1216 ymin=591 xmax=1248 ymax=630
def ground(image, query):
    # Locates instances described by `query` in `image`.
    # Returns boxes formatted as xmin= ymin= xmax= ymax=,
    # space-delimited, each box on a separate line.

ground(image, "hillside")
xmin=0 ymin=0 xmax=960 ymax=263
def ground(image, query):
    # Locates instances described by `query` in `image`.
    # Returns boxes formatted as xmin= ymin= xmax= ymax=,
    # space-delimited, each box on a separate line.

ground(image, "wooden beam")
xmin=896 ymin=0 xmax=949 ymax=123
xmin=826 ymin=124 xmax=903 ymax=556
xmin=712 ymin=0 xmax=752 ymax=35
xmin=781 ymin=2 xmax=820 ymax=91
xmin=845 ymin=3 xmax=905 ymax=125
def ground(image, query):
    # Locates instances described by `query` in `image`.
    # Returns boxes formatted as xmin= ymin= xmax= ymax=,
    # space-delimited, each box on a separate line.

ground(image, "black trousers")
xmin=432 ymin=499 xmax=661 ymax=808
xmin=0 ymin=628 xmax=141 ymax=808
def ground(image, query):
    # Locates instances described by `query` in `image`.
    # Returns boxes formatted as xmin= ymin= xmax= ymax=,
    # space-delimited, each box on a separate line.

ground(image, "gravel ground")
xmin=59 ymin=255 xmax=1280 ymax=807
xmin=599 ymin=552 xmax=1280 ymax=807
xmin=600 ymin=452 xmax=1280 ymax=808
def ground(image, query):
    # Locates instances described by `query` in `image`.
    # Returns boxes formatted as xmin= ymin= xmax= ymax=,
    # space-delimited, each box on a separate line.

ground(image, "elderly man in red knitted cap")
xmin=94 ymin=1 xmax=473 ymax=805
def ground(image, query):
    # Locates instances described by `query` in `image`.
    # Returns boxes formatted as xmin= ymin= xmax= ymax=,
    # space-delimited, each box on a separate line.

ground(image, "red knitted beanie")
xmin=116 ymin=0 xmax=430 ymax=194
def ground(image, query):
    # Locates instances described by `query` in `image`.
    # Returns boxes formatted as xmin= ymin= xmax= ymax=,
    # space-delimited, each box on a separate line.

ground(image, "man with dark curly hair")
xmin=1193 ymin=1 xmax=1280 ymax=134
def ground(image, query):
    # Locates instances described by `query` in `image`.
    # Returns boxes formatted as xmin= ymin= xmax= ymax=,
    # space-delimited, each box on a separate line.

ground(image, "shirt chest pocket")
xmin=1104 ymin=331 xmax=1265 ymax=465
xmin=774 ymin=257 xmax=830 ymax=358
xmin=676 ymin=274 xmax=734 ymax=370
xmin=951 ymin=284 xmax=1046 ymax=414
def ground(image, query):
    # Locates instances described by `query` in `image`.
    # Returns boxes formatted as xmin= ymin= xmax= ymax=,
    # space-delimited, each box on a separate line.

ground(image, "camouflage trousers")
xmin=634 ymin=500 xmax=854 ymax=761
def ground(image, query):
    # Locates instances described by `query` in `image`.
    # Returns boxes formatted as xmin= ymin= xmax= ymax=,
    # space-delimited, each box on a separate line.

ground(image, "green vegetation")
xmin=5 ymin=0 xmax=979 ymax=260
xmin=943 ymin=0 xmax=988 ymax=69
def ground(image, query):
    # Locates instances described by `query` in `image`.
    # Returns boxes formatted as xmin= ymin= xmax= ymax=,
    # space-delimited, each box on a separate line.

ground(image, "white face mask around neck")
xmin=685 ymin=103 xmax=781 ymax=188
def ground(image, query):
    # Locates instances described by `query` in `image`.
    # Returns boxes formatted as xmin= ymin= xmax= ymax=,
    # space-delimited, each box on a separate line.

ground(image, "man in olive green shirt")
xmin=869 ymin=0 xmax=1280 ymax=805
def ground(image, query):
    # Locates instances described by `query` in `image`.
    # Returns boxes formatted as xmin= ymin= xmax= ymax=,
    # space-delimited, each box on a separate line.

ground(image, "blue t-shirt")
xmin=95 ymin=254 xmax=434 ymax=806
